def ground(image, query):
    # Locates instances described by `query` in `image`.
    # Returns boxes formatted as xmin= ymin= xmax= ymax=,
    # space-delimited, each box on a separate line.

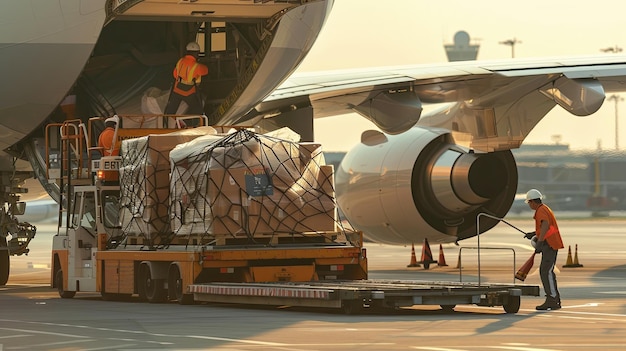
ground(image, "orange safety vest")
xmin=172 ymin=55 xmax=209 ymax=96
xmin=533 ymin=204 xmax=564 ymax=250
xmin=98 ymin=127 xmax=119 ymax=156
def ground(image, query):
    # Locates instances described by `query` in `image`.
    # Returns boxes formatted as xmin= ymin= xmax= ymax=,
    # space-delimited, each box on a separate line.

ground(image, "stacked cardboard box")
xmin=169 ymin=130 xmax=337 ymax=239
xmin=119 ymin=128 xmax=210 ymax=244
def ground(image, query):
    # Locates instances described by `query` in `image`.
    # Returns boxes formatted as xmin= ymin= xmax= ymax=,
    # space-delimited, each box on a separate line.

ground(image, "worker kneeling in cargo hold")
xmin=98 ymin=116 xmax=119 ymax=156
xmin=524 ymin=188 xmax=564 ymax=311
xmin=164 ymin=41 xmax=209 ymax=116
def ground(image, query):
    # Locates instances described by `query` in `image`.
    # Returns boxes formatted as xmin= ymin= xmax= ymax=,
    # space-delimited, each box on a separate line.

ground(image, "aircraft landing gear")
xmin=0 ymin=167 xmax=38 ymax=286
xmin=0 ymin=243 xmax=9 ymax=286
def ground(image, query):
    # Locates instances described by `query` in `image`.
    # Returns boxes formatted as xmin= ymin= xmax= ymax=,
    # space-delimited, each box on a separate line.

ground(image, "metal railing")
xmin=457 ymin=212 xmax=524 ymax=286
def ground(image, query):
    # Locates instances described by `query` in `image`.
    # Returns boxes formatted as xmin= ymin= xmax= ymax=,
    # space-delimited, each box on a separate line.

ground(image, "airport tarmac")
xmin=1 ymin=217 xmax=626 ymax=350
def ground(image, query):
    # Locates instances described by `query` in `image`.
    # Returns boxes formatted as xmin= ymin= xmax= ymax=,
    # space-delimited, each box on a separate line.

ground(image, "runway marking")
xmin=0 ymin=319 xmax=286 ymax=347
xmin=489 ymin=346 xmax=560 ymax=351
xmin=557 ymin=315 xmax=626 ymax=323
xmin=280 ymin=343 xmax=395 ymax=347
xmin=82 ymin=344 xmax=136 ymax=351
xmin=560 ymin=303 xmax=600 ymax=308
xmin=0 ymin=327 xmax=89 ymax=339
xmin=7 ymin=338 xmax=94 ymax=350
xmin=539 ymin=308 xmax=626 ymax=318
xmin=108 ymin=337 xmax=173 ymax=346
xmin=0 ymin=335 xmax=29 ymax=340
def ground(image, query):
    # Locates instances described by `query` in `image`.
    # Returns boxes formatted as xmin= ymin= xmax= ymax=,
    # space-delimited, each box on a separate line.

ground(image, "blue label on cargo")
xmin=245 ymin=169 xmax=273 ymax=196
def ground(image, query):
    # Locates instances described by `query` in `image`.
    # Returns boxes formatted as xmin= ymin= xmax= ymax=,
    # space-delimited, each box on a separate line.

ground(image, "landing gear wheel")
xmin=504 ymin=295 xmax=521 ymax=314
xmin=0 ymin=248 xmax=9 ymax=286
xmin=55 ymin=270 xmax=76 ymax=298
xmin=140 ymin=265 xmax=166 ymax=303
xmin=168 ymin=265 xmax=193 ymax=305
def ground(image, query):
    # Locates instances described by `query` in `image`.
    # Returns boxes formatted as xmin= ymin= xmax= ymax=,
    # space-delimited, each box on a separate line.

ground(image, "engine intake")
xmin=336 ymin=127 xmax=517 ymax=244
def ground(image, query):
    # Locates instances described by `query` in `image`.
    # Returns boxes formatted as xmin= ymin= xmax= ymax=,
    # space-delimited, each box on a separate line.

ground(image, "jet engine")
xmin=336 ymin=126 xmax=518 ymax=245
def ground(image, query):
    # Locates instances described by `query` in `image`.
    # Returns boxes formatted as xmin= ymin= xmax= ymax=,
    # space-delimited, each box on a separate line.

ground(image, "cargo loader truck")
xmin=47 ymin=116 xmax=538 ymax=314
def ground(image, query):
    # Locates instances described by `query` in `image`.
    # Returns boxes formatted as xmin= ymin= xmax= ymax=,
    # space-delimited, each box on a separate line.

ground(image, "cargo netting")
xmin=119 ymin=128 xmax=343 ymax=249
xmin=118 ymin=128 xmax=210 ymax=248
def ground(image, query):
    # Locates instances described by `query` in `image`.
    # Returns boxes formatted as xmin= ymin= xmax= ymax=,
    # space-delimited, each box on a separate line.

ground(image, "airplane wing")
xmin=256 ymin=54 xmax=626 ymax=152
xmin=249 ymin=55 xmax=626 ymax=245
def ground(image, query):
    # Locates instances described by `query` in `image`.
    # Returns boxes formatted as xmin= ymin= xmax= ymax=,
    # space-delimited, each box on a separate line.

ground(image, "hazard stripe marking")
xmin=189 ymin=284 xmax=332 ymax=299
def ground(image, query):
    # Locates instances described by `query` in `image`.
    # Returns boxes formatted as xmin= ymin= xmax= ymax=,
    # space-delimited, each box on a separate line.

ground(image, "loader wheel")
xmin=168 ymin=265 xmax=193 ymax=305
xmin=0 ymin=248 xmax=9 ymax=286
xmin=503 ymin=295 xmax=521 ymax=314
xmin=55 ymin=270 xmax=76 ymax=298
xmin=140 ymin=265 xmax=166 ymax=303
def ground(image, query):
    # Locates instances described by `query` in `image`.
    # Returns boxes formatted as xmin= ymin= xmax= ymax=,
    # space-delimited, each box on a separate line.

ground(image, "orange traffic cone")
xmin=563 ymin=244 xmax=583 ymax=268
xmin=573 ymin=244 xmax=584 ymax=267
xmin=515 ymin=253 xmax=536 ymax=281
xmin=417 ymin=238 xmax=437 ymax=270
xmin=407 ymin=243 xmax=420 ymax=267
xmin=437 ymin=244 xmax=448 ymax=267
xmin=562 ymin=245 xmax=574 ymax=267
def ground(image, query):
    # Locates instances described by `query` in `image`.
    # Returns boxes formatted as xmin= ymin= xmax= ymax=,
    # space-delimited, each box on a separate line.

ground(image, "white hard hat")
xmin=525 ymin=189 xmax=543 ymax=203
xmin=186 ymin=41 xmax=200 ymax=51
xmin=105 ymin=116 xmax=119 ymax=124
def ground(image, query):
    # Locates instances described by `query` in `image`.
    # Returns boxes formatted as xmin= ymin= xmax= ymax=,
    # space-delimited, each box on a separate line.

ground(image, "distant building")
xmin=327 ymin=144 xmax=626 ymax=212
xmin=512 ymin=144 xmax=626 ymax=212
xmin=444 ymin=31 xmax=479 ymax=62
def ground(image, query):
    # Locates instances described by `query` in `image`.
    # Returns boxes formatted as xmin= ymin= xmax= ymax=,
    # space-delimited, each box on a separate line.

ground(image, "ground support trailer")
xmin=189 ymin=279 xmax=539 ymax=314
xmin=47 ymin=117 xmax=539 ymax=315
xmin=92 ymin=237 xmax=368 ymax=304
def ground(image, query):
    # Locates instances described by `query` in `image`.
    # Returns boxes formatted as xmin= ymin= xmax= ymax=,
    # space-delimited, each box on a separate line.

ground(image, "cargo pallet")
xmin=189 ymin=279 xmax=540 ymax=314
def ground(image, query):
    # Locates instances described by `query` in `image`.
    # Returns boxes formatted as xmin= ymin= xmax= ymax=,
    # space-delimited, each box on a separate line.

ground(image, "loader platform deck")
xmin=189 ymin=279 xmax=540 ymax=314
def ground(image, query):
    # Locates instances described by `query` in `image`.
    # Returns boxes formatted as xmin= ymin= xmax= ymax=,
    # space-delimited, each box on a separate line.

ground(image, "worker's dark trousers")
xmin=539 ymin=245 xmax=560 ymax=300
xmin=164 ymin=92 xmax=203 ymax=115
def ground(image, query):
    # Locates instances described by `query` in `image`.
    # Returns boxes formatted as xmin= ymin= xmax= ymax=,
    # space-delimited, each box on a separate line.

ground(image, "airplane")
xmin=2 ymin=0 xmax=626 ymax=285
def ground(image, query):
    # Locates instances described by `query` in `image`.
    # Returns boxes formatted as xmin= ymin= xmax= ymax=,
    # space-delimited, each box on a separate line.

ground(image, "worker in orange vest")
xmin=524 ymin=188 xmax=564 ymax=311
xmin=98 ymin=116 xmax=119 ymax=156
xmin=164 ymin=42 xmax=209 ymax=116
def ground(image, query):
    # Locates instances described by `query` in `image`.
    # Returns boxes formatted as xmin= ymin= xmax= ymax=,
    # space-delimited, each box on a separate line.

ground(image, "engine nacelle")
xmin=336 ymin=127 xmax=518 ymax=244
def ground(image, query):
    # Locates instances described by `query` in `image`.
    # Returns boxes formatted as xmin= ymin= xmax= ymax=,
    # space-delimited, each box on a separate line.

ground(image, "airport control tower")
xmin=444 ymin=31 xmax=479 ymax=61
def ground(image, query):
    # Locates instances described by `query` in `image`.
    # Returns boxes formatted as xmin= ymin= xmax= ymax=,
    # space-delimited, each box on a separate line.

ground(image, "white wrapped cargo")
xmin=119 ymin=127 xmax=213 ymax=245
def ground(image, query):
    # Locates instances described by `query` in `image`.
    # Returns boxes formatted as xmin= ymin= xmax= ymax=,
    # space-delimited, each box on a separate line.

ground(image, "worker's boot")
xmin=536 ymin=296 xmax=561 ymax=311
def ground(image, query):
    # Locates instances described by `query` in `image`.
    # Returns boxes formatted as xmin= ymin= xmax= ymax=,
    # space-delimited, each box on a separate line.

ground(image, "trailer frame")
xmin=189 ymin=279 xmax=539 ymax=314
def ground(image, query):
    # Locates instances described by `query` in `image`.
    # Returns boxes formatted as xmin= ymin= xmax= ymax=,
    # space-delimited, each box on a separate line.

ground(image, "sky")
xmin=297 ymin=0 xmax=626 ymax=151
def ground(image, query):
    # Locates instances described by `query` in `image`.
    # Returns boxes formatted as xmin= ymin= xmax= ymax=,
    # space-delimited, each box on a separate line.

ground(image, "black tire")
xmin=0 ymin=248 xmax=9 ymax=286
xmin=55 ymin=270 xmax=76 ymax=298
xmin=168 ymin=265 xmax=193 ymax=305
xmin=140 ymin=265 xmax=167 ymax=303
xmin=504 ymin=295 xmax=521 ymax=314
